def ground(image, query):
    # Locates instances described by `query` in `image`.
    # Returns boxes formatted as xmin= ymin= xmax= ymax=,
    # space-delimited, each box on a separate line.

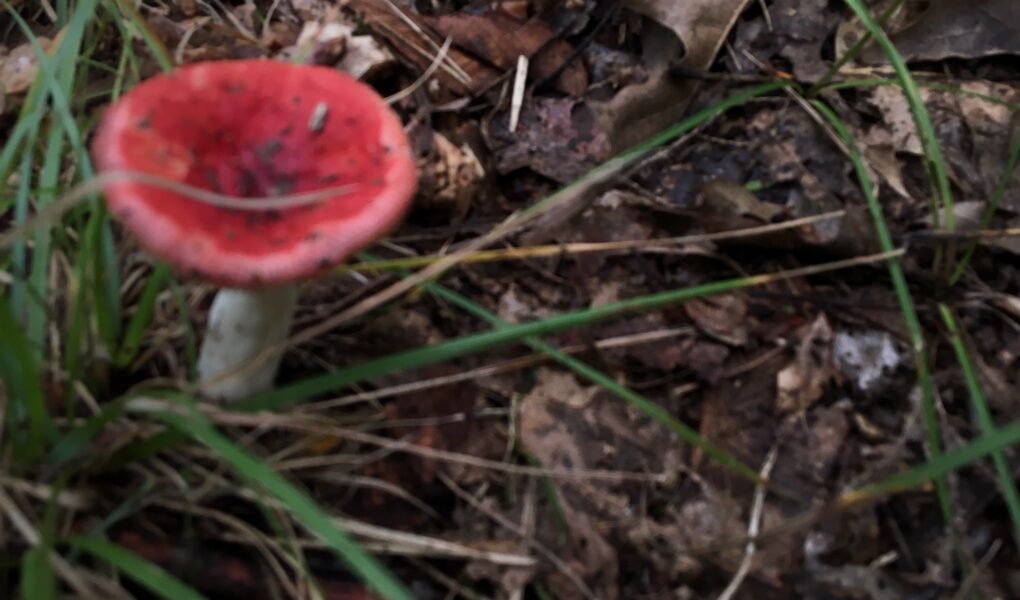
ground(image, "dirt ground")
xmin=3 ymin=0 xmax=1020 ymax=598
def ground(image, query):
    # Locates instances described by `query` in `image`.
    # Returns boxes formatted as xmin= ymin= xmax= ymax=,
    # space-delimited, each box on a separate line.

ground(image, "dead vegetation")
xmin=2 ymin=0 xmax=1020 ymax=598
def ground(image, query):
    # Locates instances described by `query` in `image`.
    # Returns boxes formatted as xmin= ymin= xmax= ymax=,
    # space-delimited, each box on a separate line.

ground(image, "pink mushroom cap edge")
xmin=91 ymin=59 xmax=418 ymax=288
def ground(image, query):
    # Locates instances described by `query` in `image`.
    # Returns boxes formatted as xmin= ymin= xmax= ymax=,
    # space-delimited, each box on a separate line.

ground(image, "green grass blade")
xmin=151 ymin=401 xmax=414 ymax=600
xmin=115 ymin=263 xmax=172 ymax=366
xmin=19 ymin=546 xmax=56 ymax=600
xmin=853 ymin=419 xmax=1020 ymax=499
xmin=812 ymin=99 xmax=958 ymax=554
xmin=102 ymin=0 xmax=175 ymax=72
xmin=807 ymin=0 xmax=903 ymax=95
xmin=245 ymin=254 xmax=890 ymax=412
xmin=66 ymin=536 xmax=208 ymax=600
xmin=0 ymin=296 xmax=53 ymax=463
xmin=938 ymin=304 xmax=1020 ymax=543
xmin=9 ymin=153 xmax=36 ymax=318
xmin=841 ymin=0 xmax=954 ymax=236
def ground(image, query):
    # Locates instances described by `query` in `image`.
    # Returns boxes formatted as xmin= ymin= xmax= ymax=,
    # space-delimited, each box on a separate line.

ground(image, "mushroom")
xmin=92 ymin=59 xmax=417 ymax=401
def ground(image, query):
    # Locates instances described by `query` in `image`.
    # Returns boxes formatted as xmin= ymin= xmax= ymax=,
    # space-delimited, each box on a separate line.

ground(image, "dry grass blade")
xmin=153 ymin=403 xmax=672 ymax=483
xmin=0 ymin=488 xmax=102 ymax=597
xmin=303 ymin=327 xmax=692 ymax=410
xmin=439 ymin=472 xmax=595 ymax=600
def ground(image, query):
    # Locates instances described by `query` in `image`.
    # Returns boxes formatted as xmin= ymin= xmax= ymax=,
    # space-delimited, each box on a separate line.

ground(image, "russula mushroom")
xmin=92 ymin=59 xmax=417 ymax=401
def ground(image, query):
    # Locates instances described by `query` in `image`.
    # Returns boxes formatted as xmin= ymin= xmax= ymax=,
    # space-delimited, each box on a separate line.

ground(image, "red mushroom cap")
xmin=92 ymin=59 xmax=417 ymax=287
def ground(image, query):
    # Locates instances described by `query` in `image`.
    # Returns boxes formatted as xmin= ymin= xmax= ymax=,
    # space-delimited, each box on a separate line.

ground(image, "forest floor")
xmin=2 ymin=1 xmax=1020 ymax=599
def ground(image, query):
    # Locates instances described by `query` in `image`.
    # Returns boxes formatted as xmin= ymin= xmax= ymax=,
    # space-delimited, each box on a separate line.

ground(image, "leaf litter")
xmin=4 ymin=0 xmax=1020 ymax=598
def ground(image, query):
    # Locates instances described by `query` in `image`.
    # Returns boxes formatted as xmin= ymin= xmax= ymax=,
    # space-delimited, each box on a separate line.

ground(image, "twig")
xmin=0 ymin=170 xmax=358 ymax=251
xmin=717 ymin=444 xmax=779 ymax=600
xmin=386 ymin=36 xmax=453 ymax=105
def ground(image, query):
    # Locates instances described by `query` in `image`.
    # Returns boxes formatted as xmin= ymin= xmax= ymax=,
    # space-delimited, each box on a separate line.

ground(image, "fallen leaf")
xmin=415 ymin=130 xmax=485 ymax=220
xmin=288 ymin=20 xmax=348 ymax=65
xmin=340 ymin=34 xmax=395 ymax=80
xmin=427 ymin=8 xmax=587 ymax=96
xmin=860 ymin=0 xmax=1020 ymax=63
xmin=864 ymin=80 xmax=1020 ymax=213
xmin=594 ymin=0 xmax=751 ymax=150
xmin=622 ymin=0 xmax=749 ymax=68
xmin=684 ymin=293 xmax=749 ymax=346
xmin=777 ymin=314 xmax=838 ymax=413
xmin=520 ymin=368 xmax=682 ymax=597
xmin=346 ymin=0 xmax=497 ymax=98
xmin=489 ymin=97 xmax=612 ymax=184
xmin=0 ymin=38 xmax=51 ymax=94
xmin=768 ymin=0 xmax=845 ymax=81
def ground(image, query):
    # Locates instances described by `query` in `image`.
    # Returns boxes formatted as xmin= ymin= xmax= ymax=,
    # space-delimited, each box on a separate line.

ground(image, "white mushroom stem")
xmin=196 ymin=284 xmax=299 ymax=402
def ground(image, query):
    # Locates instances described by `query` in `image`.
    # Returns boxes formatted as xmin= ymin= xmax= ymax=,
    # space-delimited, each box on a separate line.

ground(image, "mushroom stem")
xmin=196 ymin=284 xmax=299 ymax=401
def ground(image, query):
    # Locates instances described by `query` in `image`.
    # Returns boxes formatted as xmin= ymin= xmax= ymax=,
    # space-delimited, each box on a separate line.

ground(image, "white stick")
xmin=196 ymin=284 xmax=299 ymax=402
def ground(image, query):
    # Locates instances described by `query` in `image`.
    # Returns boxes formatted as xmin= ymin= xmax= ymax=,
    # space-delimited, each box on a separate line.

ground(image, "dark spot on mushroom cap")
xmin=382 ymin=145 xmax=392 ymax=154
xmin=305 ymin=231 xmax=321 ymax=242
xmin=137 ymin=116 xmax=153 ymax=130
xmin=292 ymin=95 xmax=302 ymax=105
xmin=371 ymin=177 xmax=384 ymax=187
xmin=318 ymin=174 xmax=339 ymax=185
xmin=244 ymin=209 xmax=285 ymax=230
xmin=202 ymin=169 xmax=225 ymax=193
xmin=257 ymin=139 xmax=283 ymax=160
xmin=225 ymin=230 xmax=238 ymax=241
xmin=345 ymin=116 xmax=357 ymax=126
xmin=225 ymin=82 xmax=245 ymax=94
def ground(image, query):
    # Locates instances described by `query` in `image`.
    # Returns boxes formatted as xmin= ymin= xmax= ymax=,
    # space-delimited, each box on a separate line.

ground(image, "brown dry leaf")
xmin=865 ymin=80 xmax=1020 ymax=212
xmin=684 ymin=294 xmax=749 ymax=346
xmin=415 ymin=131 xmax=485 ymax=219
xmin=346 ymin=0 xmax=496 ymax=98
xmin=595 ymin=0 xmax=750 ymax=150
xmin=866 ymin=85 xmax=922 ymax=155
xmin=489 ymin=97 xmax=612 ymax=184
xmin=0 ymin=38 xmax=51 ymax=94
xmin=695 ymin=179 xmax=787 ymax=230
xmin=519 ymin=369 xmax=618 ymax=598
xmin=288 ymin=21 xmax=348 ymax=65
xmin=776 ymin=314 xmax=838 ymax=413
xmin=859 ymin=0 xmax=1020 ymax=63
xmin=520 ymin=368 xmax=682 ymax=598
xmin=769 ymin=0 xmax=845 ymax=81
xmin=622 ymin=0 xmax=749 ymax=68
xmin=860 ymin=126 xmax=912 ymax=199
xmin=341 ymin=34 xmax=394 ymax=80
xmin=427 ymin=8 xmax=587 ymax=96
